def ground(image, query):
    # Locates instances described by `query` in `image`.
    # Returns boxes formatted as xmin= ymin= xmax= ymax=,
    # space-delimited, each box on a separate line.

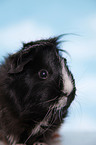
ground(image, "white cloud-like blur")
xmin=0 ymin=20 xmax=53 ymax=58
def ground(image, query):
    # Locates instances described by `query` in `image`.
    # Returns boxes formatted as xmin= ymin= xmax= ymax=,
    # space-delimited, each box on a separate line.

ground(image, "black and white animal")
xmin=0 ymin=36 xmax=76 ymax=145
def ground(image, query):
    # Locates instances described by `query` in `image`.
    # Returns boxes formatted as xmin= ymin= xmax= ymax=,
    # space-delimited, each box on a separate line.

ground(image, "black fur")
xmin=0 ymin=37 xmax=76 ymax=145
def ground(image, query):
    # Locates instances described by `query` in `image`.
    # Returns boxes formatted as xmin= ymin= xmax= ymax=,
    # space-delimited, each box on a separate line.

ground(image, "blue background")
xmin=0 ymin=0 xmax=96 ymax=144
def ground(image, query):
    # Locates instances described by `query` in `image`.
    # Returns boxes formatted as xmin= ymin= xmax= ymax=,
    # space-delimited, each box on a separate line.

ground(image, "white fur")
xmin=31 ymin=120 xmax=48 ymax=135
xmin=7 ymin=135 xmax=16 ymax=145
xmin=52 ymin=96 xmax=67 ymax=110
xmin=61 ymin=59 xmax=73 ymax=95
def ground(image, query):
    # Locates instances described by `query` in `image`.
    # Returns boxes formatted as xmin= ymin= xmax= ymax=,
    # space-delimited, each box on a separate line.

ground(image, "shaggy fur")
xmin=0 ymin=36 xmax=76 ymax=145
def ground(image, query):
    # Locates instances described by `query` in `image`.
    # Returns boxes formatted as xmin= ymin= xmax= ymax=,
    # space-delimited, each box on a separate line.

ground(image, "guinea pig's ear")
xmin=8 ymin=50 xmax=32 ymax=74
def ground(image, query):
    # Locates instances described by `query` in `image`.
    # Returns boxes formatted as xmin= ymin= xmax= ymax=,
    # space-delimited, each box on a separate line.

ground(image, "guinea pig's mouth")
xmin=51 ymin=96 xmax=67 ymax=111
xmin=51 ymin=88 xmax=76 ymax=111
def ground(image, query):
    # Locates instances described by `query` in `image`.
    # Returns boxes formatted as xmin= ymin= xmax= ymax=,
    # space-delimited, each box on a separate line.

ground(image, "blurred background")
xmin=0 ymin=0 xmax=96 ymax=145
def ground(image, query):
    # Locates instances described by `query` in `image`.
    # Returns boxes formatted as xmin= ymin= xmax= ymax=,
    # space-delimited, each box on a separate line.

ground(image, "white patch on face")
xmin=61 ymin=59 xmax=73 ymax=95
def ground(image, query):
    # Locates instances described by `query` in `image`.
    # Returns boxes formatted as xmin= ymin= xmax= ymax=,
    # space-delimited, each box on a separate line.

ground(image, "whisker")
xmin=24 ymin=132 xmax=33 ymax=144
xmin=38 ymin=96 xmax=58 ymax=105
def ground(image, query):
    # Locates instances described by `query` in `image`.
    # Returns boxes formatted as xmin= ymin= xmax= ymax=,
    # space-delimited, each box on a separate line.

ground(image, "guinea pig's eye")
xmin=38 ymin=69 xmax=48 ymax=80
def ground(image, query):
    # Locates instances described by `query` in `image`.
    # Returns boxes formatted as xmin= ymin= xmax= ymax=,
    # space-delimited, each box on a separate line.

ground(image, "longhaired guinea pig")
xmin=0 ymin=36 xmax=76 ymax=145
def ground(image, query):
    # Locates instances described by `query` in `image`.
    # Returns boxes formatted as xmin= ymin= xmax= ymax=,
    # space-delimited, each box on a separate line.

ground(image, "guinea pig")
xmin=0 ymin=36 xmax=76 ymax=145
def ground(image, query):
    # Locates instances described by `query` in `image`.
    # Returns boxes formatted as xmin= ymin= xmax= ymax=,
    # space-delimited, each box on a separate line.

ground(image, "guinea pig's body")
xmin=0 ymin=37 xmax=76 ymax=145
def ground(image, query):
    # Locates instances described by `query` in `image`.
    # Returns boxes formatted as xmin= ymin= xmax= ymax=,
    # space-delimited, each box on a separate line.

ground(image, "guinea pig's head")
xmin=8 ymin=36 xmax=76 ymax=126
